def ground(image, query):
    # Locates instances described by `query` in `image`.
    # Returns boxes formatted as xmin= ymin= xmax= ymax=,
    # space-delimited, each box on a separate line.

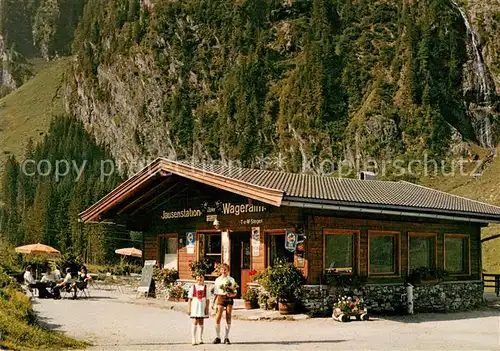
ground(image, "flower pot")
xmin=278 ymin=301 xmax=296 ymax=315
xmin=244 ymin=301 xmax=253 ymax=309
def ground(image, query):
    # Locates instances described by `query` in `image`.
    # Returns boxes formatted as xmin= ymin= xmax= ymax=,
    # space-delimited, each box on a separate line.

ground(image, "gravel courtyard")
xmin=33 ymin=289 xmax=500 ymax=351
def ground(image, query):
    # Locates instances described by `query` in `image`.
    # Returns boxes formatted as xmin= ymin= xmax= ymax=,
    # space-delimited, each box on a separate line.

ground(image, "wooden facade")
xmin=80 ymin=159 xmax=492 ymax=294
xmin=139 ymin=183 xmax=482 ymax=287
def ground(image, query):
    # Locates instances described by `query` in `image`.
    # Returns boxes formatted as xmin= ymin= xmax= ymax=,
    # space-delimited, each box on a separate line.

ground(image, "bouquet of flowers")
xmin=220 ymin=280 xmax=239 ymax=295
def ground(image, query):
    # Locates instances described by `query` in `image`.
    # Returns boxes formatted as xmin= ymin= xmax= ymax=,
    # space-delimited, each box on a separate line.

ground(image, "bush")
xmin=324 ymin=272 xmax=367 ymax=288
xmin=168 ymin=283 xmax=188 ymax=300
xmin=0 ymin=268 xmax=86 ymax=350
xmin=153 ymin=268 xmax=179 ymax=287
xmin=407 ymin=267 xmax=448 ymax=284
xmin=255 ymin=259 xmax=305 ymax=302
xmin=242 ymin=288 xmax=258 ymax=305
xmin=189 ymin=259 xmax=211 ymax=278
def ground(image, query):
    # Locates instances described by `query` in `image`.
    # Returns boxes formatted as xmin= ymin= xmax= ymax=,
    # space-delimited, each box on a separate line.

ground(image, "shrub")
xmin=324 ymin=272 xmax=367 ymax=288
xmin=408 ymin=267 xmax=448 ymax=284
xmin=168 ymin=283 xmax=188 ymax=300
xmin=242 ymin=288 xmax=258 ymax=304
xmin=189 ymin=259 xmax=211 ymax=278
xmin=153 ymin=268 xmax=179 ymax=287
xmin=0 ymin=268 xmax=86 ymax=350
xmin=255 ymin=259 xmax=305 ymax=302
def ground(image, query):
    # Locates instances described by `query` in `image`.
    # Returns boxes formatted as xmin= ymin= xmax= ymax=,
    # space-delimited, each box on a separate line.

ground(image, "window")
xmin=159 ymin=234 xmax=178 ymax=269
xmin=445 ymin=235 xmax=470 ymax=275
xmin=199 ymin=233 xmax=222 ymax=275
xmin=242 ymin=241 xmax=251 ymax=269
xmin=409 ymin=233 xmax=436 ymax=271
xmin=324 ymin=229 xmax=358 ymax=273
xmin=369 ymin=231 xmax=400 ymax=275
xmin=267 ymin=233 xmax=294 ymax=267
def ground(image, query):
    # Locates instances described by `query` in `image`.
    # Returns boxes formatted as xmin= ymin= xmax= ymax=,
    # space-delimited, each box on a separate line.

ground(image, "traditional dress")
xmin=188 ymin=284 xmax=208 ymax=319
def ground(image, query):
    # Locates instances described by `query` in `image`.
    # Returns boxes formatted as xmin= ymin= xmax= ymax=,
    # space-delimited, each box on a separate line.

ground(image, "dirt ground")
xmin=33 ymin=288 xmax=500 ymax=350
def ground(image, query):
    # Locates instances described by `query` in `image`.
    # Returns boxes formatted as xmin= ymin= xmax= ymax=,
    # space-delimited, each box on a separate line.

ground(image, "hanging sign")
xmin=206 ymin=214 xmax=217 ymax=222
xmin=251 ymin=227 xmax=261 ymax=257
xmin=222 ymin=230 xmax=230 ymax=265
xmin=285 ymin=230 xmax=297 ymax=252
xmin=186 ymin=232 xmax=196 ymax=254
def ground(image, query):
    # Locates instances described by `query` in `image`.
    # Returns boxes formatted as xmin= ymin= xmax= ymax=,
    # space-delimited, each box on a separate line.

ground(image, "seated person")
xmin=23 ymin=265 xmax=36 ymax=287
xmin=52 ymin=266 xmax=62 ymax=282
xmin=52 ymin=268 xmax=76 ymax=299
xmin=38 ymin=267 xmax=56 ymax=298
xmin=41 ymin=267 xmax=56 ymax=284
xmin=75 ymin=266 xmax=92 ymax=297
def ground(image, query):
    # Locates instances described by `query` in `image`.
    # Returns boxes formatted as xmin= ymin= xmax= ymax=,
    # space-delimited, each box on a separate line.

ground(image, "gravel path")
xmin=33 ymin=289 xmax=500 ymax=350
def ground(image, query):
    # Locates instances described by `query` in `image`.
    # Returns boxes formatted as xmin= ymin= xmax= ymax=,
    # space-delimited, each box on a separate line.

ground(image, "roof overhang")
xmin=282 ymin=198 xmax=500 ymax=224
xmin=80 ymin=158 xmax=284 ymax=223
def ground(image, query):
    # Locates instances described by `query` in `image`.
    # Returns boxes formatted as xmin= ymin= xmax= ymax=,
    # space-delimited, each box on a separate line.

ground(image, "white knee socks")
xmin=224 ymin=324 xmax=231 ymax=339
xmin=199 ymin=325 xmax=204 ymax=342
xmin=192 ymin=325 xmax=198 ymax=342
xmin=215 ymin=324 xmax=221 ymax=338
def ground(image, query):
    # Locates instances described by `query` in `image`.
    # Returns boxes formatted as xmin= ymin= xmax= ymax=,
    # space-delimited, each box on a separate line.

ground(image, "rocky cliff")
xmin=2 ymin=0 xmax=499 ymax=175
xmin=0 ymin=0 xmax=86 ymax=96
xmin=63 ymin=0 xmax=500 ymax=175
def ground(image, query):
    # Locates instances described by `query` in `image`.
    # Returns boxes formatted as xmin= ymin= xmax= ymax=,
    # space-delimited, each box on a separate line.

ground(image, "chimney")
xmin=359 ymin=171 xmax=376 ymax=180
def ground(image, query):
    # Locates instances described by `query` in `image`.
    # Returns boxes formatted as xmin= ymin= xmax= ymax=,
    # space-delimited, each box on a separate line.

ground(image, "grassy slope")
xmin=0 ymin=58 xmax=70 ymax=172
xmin=420 ymin=146 xmax=500 ymax=274
xmin=0 ymin=240 xmax=86 ymax=350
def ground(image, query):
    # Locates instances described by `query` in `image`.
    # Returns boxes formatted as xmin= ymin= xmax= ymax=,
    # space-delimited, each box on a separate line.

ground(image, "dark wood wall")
xmin=137 ymin=179 xmax=481 ymax=284
xmin=306 ymin=215 xmax=481 ymax=284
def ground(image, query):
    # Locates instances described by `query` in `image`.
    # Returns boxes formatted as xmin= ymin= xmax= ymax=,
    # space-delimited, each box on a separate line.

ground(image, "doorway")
xmin=158 ymin=234 xmax=178 ymax=269
xmin=267 ymin=233 xmax=294 ymax=267
xmin=230 ymin=232 xmax=251 ymax=297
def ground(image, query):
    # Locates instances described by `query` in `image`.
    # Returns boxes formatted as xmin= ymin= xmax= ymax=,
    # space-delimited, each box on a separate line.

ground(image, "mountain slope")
xmin=421 ymin=147 xmax=500 ymax=273
xmin=65 ymin=0 xmax=499 ymax=175
xmin=0 ymin=58 xmax=69 ymax=171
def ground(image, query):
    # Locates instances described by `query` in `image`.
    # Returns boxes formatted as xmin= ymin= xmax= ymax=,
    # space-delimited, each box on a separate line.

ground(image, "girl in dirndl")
xmin=187 ymin=274 xmax=209 ymax=345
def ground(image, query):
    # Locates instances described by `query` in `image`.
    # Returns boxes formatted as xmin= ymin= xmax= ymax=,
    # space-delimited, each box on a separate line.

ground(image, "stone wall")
xmin=299 ymin=281 xmax=484 ymax=316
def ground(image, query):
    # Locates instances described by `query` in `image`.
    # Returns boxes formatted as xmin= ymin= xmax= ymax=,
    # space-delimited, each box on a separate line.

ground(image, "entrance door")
xmin=267 ymin=233 xmax=294 ymax=267
xmin=159 ymin=234 xmax=178 ymax=269
xmin=230 ymin=232 xmax=251 ymax=297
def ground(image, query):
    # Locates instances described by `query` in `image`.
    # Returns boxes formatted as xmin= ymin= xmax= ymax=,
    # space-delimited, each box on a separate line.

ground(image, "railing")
xmin=483 ymin=273 xmax=500 ymax=296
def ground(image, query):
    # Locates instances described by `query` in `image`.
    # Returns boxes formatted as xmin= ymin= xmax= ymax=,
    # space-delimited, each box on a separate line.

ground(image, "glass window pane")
xmin=325 ymin=234 xmax=353 ymax=272
xmin=445 ymin=237 xmax=468 ymax=274
xmin=269 ymin=235 xmax=293 ymax=266
xmin=206 ymin=234 xmax=221 ymax=254
xmin=370 ymin=235 xmax=395 ymax=273
xmin=160 ymin=236 xmax=178 ymax=269
xmin=242 ymin=241 xmax=251 ymax=269
xmin=166 ymin=237 xmax=177 ymax=254
xmin=410 ymin=236 xmax=434 ymax=270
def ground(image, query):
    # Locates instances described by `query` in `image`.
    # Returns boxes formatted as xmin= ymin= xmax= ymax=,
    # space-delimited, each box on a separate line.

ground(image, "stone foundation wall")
xmin=301 ymin=281 xmax=483 ymax=315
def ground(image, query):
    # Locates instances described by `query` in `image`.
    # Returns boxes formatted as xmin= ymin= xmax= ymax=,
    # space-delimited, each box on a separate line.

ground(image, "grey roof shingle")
xmin=183 ymin=161 xmax=500 ymax=218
